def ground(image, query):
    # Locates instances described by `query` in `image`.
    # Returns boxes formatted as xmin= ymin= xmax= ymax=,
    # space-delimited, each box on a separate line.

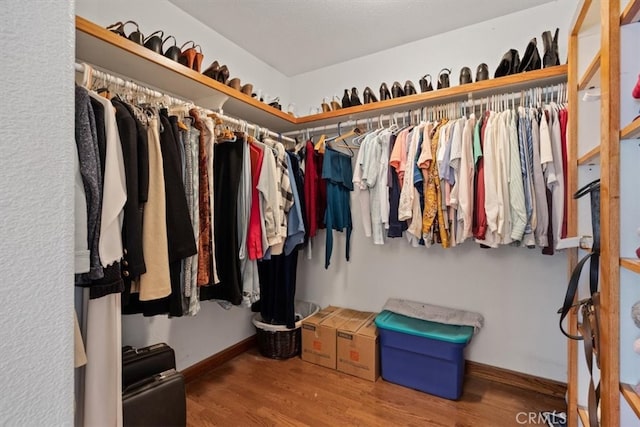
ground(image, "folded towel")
xmin=382 ymin=298 xmax=484 ymax=333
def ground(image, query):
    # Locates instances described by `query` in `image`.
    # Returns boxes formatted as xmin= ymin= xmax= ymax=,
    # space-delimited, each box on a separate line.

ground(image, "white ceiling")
xmin=169 ymin=0 xmax=555 ymax=77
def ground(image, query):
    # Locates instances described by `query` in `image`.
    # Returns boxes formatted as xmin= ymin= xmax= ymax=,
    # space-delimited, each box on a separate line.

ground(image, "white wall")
xmin=294 ymin=1 xmax=580 ymax=382
xmin=0 ymin=1 xmax=75 ymax=425
xmin=76 ymin=0 xmax=292 ymax=110
xmin=291 ymin=0 xmax=579 ymax=114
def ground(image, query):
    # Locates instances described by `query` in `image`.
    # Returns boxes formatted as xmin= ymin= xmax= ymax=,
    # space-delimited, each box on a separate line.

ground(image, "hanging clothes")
xmin=322 ymin=146 xmax=353 ymax=268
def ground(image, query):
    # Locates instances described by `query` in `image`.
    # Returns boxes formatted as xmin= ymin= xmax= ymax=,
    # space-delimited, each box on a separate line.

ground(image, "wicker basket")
xmin=252 ymin=301 xmax=320 ymax=359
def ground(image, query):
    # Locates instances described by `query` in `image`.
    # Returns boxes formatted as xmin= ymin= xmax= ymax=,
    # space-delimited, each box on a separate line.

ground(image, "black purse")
xmin=558 ymin=179 xmax=601 ymax=427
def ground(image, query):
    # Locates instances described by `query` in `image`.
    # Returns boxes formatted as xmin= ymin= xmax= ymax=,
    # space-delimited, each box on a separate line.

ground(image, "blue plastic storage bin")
xmin=374 ymin=310 xmax=474 ymax=400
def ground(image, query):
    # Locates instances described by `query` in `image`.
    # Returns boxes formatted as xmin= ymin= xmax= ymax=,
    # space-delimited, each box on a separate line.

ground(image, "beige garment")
xmin=83 ymin=292 xmax=123 ymax=427
xmin=138 ymin=117 xmax=172 ymax=301
xmin=74 ymin=312 xmax=87 ymax=368
xmin=204 ymin=117 xmax=220 ymax=284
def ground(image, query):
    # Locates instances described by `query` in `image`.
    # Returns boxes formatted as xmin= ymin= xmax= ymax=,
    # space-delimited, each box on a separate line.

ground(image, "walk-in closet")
xmin=3 ymin=0 xmax=640 ymax=426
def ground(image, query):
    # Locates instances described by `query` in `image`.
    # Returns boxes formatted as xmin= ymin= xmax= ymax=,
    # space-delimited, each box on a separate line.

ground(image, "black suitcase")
xmin=122 ymin=343 xmax=176 ymax=389
xmin=122 ymin=369 xmax=186 ymax=427
xmin=122 ymin=344 xmax=186 ymax=427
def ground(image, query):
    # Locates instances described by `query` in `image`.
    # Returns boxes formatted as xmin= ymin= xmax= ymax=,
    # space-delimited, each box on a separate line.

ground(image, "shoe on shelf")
xmin=321 ymin=97 xmax=331 ymax=112
xmin=363 ymin=87 xmax=378 ymax=104
xmin=494 ymin=49 xmax=520 ymax=78
xmin=419 ymin=74 xmax=433 ymax=92
xmin=163 ymin=36 xmax=182 ymax=62
xmin=404 ymin=80 xmax=417 ymax=95
xmin=342 ymin=89 xmax=352 ymax=108
xmin=217 ymin=65 xmax=230 ymax=83
xmin=227 ymin=77 xmax=241 ymax=91
xmin=143 ymin=30 xmax=165 ymax=54
xmin=475 ymin=63 xmax=489 ymax=82
xmin=178 ymin=41 xmax=204 ymax=72
xmin=437 ymin=68 xmax=451 ymax=89
xmin=459 ymin=67 xmax=472 ymax=85
xmin=519 ymin=37 xmax=542 ymax=72
xmin=330 ymin=96 xmax=342 ymax=110
xmin=380 ymin=83 xmax=392 ymax=100
xmin=350 ymin=87 xmax=362 ymax=106
xmin=391 ymin=81 xmax=404 ymax=98
xmin=241 ymin=83 xmax=253 ymax=96
xmin=106 ymin=21 xmax=144 ymax=45
xmin=203 ymin=60 xmax=220 ymax=80
xmin=542 ymin=28 xmax=560 ymax=68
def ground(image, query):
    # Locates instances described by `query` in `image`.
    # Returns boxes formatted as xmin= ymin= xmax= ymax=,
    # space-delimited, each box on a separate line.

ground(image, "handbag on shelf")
xmin=557 ymin=178 xmax=601 ymax=427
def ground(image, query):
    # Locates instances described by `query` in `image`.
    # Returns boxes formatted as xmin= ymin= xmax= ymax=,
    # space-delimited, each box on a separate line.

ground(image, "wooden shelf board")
xmin=620 ymin=258 xmax=640 ymax=274
xmin=295 ymin=65 xmax=568 ymax=128
xmin=76 ymin=16 xmax=567 ymax=134
xmin=578 ymin=406 xmax=590 ymax=426
xmin=578 ymin=146 xmax=601 ymax=165
xmin=621 ymin=117 xmax=640 ymax=139
xmin=75 ymin=16 xmax=299 ymax=132
xmin=621 ymin=0 xmax=640 ymax=25
xmin=621 ymin=383 xmax=640 ymax=418
xmin=578 ymin=51 xmax=601 ymax=90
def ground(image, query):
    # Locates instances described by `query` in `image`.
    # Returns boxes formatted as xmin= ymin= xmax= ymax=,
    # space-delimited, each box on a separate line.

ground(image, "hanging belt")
xmin=557 ymin=179 xmax=600 ymax=427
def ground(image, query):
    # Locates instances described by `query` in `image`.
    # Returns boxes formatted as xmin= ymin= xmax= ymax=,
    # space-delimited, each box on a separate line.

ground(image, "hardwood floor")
xmin=186 ymin=349 xmax=565 ymax=426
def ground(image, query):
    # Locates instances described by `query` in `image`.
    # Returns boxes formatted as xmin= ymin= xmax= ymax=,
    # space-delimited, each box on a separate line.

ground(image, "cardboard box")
xmin=337 ymin=312 xmax=379 ymax=381
xmin=301 ymin=307 xmax=356 ymax=369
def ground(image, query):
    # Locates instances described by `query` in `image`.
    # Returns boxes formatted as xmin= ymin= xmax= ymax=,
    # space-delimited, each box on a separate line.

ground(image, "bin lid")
xmin=374 ymin=311 xmax=473 ymax=344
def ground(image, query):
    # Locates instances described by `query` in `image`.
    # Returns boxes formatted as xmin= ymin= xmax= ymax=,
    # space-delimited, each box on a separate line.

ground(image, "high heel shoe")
xmin=437 ymin=68 xmax=451 ymax=89
xmin=330 ymin=96 xmax=342 ymax=110
xmin=419 ymin=75 xmax=433 ymax=92
xmin=241 ymin=83 xmax=253 ymax=96
xmin=350 ymin=87 xmax=362 ymax=106
xmin=321 ymin=97 xmax=331 ymax=113
xmin=519 ymin=38 xmax=541 ymax=72
xmin=494 ymin=49 xmax=520 ymax=78
xmin=106 ymin=21 xmax=144 ymax=45
xmin=542 ymin=28 xmax=560 ymax=68
xmin=143 ymin=30 xmax=165 ymax=54
xmin=475 ymin=63 xmax=489 ymax=82
xmin=459 ymin=67 xmax=472 ymax=85
xmin=391 ymin=82 xmax=405 ymax=98
xmin=268 ymin=97 xmax=282 ymax=110
xmin=178 ymin=41 xmax=204 ymax=72
xmin=380 ymin=83 xmax=392 ymax=100
xmin=228 ymin=78 xmax=242 ymax=91
xmin=404 ymin=80 xmax=417 ymax=96
xmin=342 ymin=89 xmax=352 ymax=108
xmin=163 ymin=36 xmax=182 ymax=62
xmin=217 ymin=65 xmax=230 ymax=84
xmin=363 ymin=87 xmax=378 ymax=104
xmin=203 ymin=60 xmax=220 ymax=80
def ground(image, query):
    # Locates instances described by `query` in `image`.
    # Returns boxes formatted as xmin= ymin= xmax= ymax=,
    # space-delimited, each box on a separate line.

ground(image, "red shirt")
xmin=247 ymin=142 xmax=264 ymax=260
xmin=304 ymin=141 xmax=318 ymax=237
xmin=473 ymin=111 xmax=490 ymax=240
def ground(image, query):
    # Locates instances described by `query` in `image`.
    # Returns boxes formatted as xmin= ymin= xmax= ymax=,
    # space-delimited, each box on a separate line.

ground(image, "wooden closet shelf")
xmin=578 ymin=51 xmax=601 ymax=90
xmin=621 ymin=0 xmax=640 ymax=25
xmin=621 ymin=383 xmax=640 ymax=418
xmin=620 ymin=117 xmax=640 ymax=139
xmin=620 ymin=258 xmax=640 ymax=274
xmin=295 ymin=65 xmax=568 ymax=128
xmin=76 ymin=15 xmax=567 ymax=133
xmin=577 ymin=146 xmax=600 ymax=165
xmin=75 ymin=16 xmax=299 ymax=131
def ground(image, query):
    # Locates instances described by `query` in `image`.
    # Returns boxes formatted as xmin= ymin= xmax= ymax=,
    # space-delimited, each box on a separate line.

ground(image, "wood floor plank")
xmin=186 ymin=349 xmax=564 ymax=426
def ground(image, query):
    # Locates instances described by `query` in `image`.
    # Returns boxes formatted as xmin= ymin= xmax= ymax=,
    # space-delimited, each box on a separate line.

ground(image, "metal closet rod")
xmin=74 ymin=62 xmax=296 ymax=145
xmin=284 ymin=83 xmax=567 ymax=137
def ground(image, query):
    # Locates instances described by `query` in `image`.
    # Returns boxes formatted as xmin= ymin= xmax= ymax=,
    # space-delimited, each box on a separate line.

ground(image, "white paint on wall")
xmin=290 ymin=1 xmax=579 ymax=114
xmin=76 ymin=0 xmax=292 ymax=112
xmin=0 ymin=1 xmax=75 ymax=425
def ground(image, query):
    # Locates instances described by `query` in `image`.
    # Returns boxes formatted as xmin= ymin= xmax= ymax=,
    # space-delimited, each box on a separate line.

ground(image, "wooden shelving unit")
xmin=620 ymin=258 xmax=640 ymax=274
xmin=578 ymin=51 xmax=601 ymax=90
xmin=621 ymin=383 xmax=640 ymax=418
xmin=577 ymin=146 xmax=601 ymax=165
xmin=621 ymin=0 xmax=640 ymax=25
xmin=578 ymin=406 xmax=590 ymax=426
xmin=76 ymin=16 xmax=568 ymax=134
xmin=620 ymin=117 xmax=640 ymax=139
